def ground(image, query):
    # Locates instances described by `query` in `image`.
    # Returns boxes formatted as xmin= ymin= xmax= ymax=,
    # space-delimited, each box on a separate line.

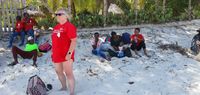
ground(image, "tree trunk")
xmin=62 ymin=0 xmax=68 ymax=7
xmin=162 ymin=0 xmax=166 ymax=20
xmin=71 ymin=0 xmax=76 ymax=17
xmin=40 ymin=0 xmax=54 ymax=13
xmin=96 ymin=0 xmax=102 ymax=13
xmin=188 ymin=0 xmax=192 ymax=20
xmin=52 ymin=0 xmax=58 ymax=12
xmin=134 ymin=0 xmax=138 ymax=24
xmin=68 ymin=0 xmax=72 ymax=14
xmin=5 ymin=0 xmax=10 ymax=32
xmin=0 ymin=0 xmax=2 ymax=35
xmin=162 ymin=0 xmax=166 ymax=14
xmin=10 ymin=0 xmax=15 ymax=30
xmin=103 ymin=0 xmax=108 ymax=26
xmin=155 ymin=0 xmax=160 ymax=9
xmin=22 ymin=0 xmax=26 ymax=12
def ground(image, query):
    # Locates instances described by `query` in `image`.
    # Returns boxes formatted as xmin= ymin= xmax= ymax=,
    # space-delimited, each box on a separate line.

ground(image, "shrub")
xmin=71 ymin=10 xmax=104 ymax=28
xmin=37 ymin=16 xmax=57 ymax=30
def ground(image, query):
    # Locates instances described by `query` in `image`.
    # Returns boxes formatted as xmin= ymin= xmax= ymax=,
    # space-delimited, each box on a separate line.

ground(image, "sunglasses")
xmin=55 ymin=13 xmax=65 ymax=16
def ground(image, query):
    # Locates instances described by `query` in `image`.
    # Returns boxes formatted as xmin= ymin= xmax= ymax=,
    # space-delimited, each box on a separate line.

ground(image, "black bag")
xmin=122 ymin=32 xmax=131 ymax=44
xmin=108 ymin=49 xmax=118 ymax=57
xmin=123 ymin=48 xmax=132 ymax=57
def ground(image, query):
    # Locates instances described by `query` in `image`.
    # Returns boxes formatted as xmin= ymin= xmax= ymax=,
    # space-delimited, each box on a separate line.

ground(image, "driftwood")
xmin=158 ymin=43 xmax=189 ymax=56
xmin=157 ymin=43 xmax=200 ymax=63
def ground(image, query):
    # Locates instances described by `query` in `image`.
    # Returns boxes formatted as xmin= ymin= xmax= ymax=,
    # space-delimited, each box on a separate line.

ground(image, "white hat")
xmin=27 ymin=36 xmax=33 ymax=41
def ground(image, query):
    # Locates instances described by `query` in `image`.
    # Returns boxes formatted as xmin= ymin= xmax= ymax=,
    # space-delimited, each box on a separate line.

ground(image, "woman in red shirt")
xmin=52 ymin=9 xmax=77 ymax=95
xmin=131 ymin=28 xmax=149 ymax=57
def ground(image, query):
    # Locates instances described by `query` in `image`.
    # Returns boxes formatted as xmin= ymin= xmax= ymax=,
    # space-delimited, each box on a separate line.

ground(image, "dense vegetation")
xmin=26 ymin=0 xmax=200 ymax=28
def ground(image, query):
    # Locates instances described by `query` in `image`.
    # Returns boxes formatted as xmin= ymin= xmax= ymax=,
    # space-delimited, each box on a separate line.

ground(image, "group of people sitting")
xmin=91 ymin=28 xmax=150 ymax=61
xmin=7 ymin=13 xmax=43 ymax=67
xmin=7 ymin=14 xmax=200 ymax=67
xmin=91 ymin=27 xmax=200 ymax=61
xmin=7 ymin=12 xmax=37 ymax=48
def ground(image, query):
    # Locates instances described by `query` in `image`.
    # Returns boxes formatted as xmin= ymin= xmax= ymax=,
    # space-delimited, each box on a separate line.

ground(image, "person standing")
xmin=51 ymin=8 xmax=77 ymax=95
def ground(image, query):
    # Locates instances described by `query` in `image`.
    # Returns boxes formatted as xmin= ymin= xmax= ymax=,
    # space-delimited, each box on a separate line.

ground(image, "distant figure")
xmin=34 ymin=29 xmax=40 ymax=44
xmin=108 ymin=31 xmax=124 ymax=58
xmin=121 ymin=32 xmax=132 ymax=57
xmin=51 ymin=8 xmax=77 ymax=95
xmin=22 ymin=13 xmax=37 ymax=38
xmin=91 ymin=32 xmax=104 ymax=54
xmin=91 ymin=32 xmax=111 ymax=60
xmin=191 ymin=29 xmax=200 ymax=55
xmin=130 ymin=28 xmax=149 ymax=57
xmin=8 ymin=36 xmax=42 ymax=67
xmin=110 ymin=31 xmax=123 ymax=51
xmin=7 ymin=16 xmax=25 ymax=48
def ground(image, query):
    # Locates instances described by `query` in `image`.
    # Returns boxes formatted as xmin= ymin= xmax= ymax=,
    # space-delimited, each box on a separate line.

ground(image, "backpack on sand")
xmin=26 ymin=75 xmax=52 ymax=95
xmin=122 ymin=32 xmax=131 ymax=44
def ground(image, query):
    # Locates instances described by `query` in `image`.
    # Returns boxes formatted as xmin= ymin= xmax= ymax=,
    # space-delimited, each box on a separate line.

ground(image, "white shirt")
xmin=91 ymin=37 xmax=104 ymax=48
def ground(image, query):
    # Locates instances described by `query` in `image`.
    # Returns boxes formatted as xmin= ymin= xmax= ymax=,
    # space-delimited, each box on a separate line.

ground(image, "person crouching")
xmin=8 ymin=36 xmax=42 ymax=67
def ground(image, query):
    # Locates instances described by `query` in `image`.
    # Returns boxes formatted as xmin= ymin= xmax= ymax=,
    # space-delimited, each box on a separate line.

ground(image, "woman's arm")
xmin=68 ymin=38 xmax=77 ymax=53
xmin=66 ymin=38 xmax=77 ymax=60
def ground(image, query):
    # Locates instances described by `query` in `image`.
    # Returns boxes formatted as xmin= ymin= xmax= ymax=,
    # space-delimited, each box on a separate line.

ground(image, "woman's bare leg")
xmin=63 ymin=60 xmax=75 ymax=95
xmin=54 ymin=63 xmax=67 ymax=90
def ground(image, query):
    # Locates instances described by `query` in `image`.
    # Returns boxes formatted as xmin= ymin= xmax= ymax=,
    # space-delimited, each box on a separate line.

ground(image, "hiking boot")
xmin=32 ymin=63 xmax=38 ymax=67
xmin=8 ymin=62 xmax=18 ymax=66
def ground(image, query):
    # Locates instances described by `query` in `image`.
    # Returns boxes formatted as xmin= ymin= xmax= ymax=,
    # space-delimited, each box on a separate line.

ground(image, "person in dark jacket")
xmin=191 ymin=29 xmax=200 ymax=54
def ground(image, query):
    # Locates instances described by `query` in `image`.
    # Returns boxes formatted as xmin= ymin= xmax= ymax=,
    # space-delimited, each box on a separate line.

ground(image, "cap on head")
xmin=27 ymin=36 xmax=33 ymax=41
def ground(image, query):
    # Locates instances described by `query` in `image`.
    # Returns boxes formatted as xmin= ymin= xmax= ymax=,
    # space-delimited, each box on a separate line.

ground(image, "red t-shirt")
xmin=15 ymin=21 xmax=24 ymax=32
xmin=22 ymin=18 xmax=36 ymax=31
xmin=51 ymin=21 xmax=77 ymax=63
xmin=131 ymin=34 xmax=144 ymax=46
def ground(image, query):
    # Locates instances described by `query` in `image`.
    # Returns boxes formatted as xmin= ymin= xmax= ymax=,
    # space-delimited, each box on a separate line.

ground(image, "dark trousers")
xmin=124 ymin=47 xmax=132 ymax=57
xmin=9 ymin=31 xmax=25 ymax=46
xmin=12 ymin=46 xmax=38 ymax=65
xmin=92 ymin=49 xmax=107 ymax=59
xmin=26 ymin=29 xmax=34 ymax=37
xmin=108 ymin=49 xmax=118 ymax=57
xmin=131 ymin=41 xmax=146 ymax=51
